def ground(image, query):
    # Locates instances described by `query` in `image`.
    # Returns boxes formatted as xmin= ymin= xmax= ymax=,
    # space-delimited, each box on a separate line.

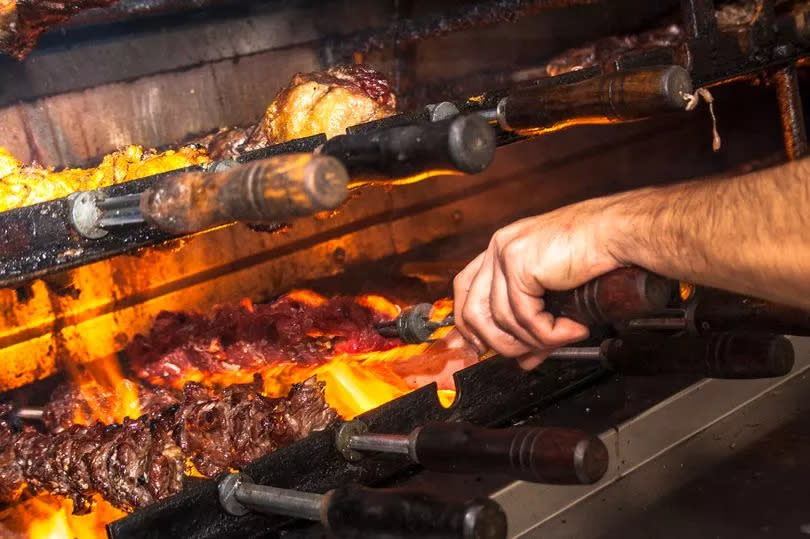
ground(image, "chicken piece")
xmin=0 ymin=144 xmax=210 ymax=212
xmin=250 ymin=64 xmax=397 ymax=147
xmin=204 ymin=64 xmax=397 ymax=160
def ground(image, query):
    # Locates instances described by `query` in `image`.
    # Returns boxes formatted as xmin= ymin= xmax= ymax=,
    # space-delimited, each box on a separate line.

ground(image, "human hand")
xmin=453 ymin=197 xmax=625 ymax=369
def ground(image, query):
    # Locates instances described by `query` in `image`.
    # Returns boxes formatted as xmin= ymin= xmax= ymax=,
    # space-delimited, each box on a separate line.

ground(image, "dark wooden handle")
xmin=325 ymin=484 xmax=507 ymax=539
xmin=412 ymin=422 xmax=608 ymax=485
xmin=690 ymin=290 xmax=810 ymax=336
xmin=321 ymin=114 xmax=496 ymax=180
xmin=544 ymin=267 xmax=674 ymax=326
xmin=141 ymin=154 xmax=348 ymax=233
xmin=498 ymin=65 xmax=693 ymax=134
xmin=602 ymin=333 xmax=795 ymax=378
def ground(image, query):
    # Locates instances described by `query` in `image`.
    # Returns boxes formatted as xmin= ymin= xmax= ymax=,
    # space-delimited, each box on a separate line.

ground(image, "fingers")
xmin=458 ymin=250 xmax=531 ymax=357
xmin=453 ymin=252 xmax=486 ymax=353
xmin=506 ymin=271 xmax=590 ymax=347
xmin=515 ymin=349 xmax=551 ymax=371
xmin=454 ymin=244 xmax=588 ymax=357
xmin=489 ymin=256 xmax=547 ymax=351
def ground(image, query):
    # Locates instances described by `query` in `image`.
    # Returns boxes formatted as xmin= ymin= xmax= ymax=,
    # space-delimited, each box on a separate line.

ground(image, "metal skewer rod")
xmin=15 ymin=407 xmax=44 ymax=421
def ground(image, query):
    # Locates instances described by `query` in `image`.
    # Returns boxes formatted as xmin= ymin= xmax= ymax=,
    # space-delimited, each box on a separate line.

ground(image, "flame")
xmin=6 ymin=294 xmax=471 ymax=538
xmin=348 ymin=169 xmax=463 ymax=189
xmin=429 ymin=298 xmax=453 ymax=321
xmin=286 ymin=289 xmax=327 ymax=307
xmin=1 ymin=495 xmax=125 ymax=539
xmin=66 ymin=357 xmax=143 ymax=426
xmin=0 ymin=145 xmax=209 ymax=212
xmin=355 ymin=294 xmax=400 ymax=319
xmin=679 ymin=281 xmax=695 ymax=301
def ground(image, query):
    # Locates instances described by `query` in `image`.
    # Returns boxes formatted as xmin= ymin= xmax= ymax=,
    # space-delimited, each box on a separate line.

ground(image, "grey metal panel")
xmin=493 ymin=337 xmax=810 ymax=538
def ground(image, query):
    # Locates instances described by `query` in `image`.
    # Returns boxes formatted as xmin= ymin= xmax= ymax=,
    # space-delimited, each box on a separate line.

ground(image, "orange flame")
xmin=286 ymin=289 xmax=327 ymax=307
xmin=355 ymin=294 xmax=401 ymax=320
xmin=1 ymin=495 xmax=126 ymax=539
xmin=6 ymin=294 xmax=472 ymax=538
xmin=65 ymin=357 xmax=143 ymax=426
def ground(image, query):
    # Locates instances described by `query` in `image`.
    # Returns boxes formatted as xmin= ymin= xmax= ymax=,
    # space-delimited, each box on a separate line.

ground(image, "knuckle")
xmin=491 ymin=310 xmax=510 ymax=331
xmin=461 ymin=303 xmax=481 ymax=327
xmin=491 ymin=229 xmax=508 ymax=251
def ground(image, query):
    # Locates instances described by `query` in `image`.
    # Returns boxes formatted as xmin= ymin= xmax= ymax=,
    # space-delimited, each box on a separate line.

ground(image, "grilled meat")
xmin=177 ymin=376 xmax=337 ymax=477
xmin=0 ymin=0 xmax=119 ymax=59
xmin=205 ymin=64 xmax=397 ymax=160
xmin=0 ymin=144 xmax=209 ymax=212
xmin=543 ymin=0 xmax=804 ymax=77
xmin=42 ymin=381 xmax=180 ymax=433
xmin=0 ymin=405 xmax=24 ymax=504
xmin=127 ymin=293 xmax=402 ymax=386
xmin=258 ymin=64 xmax=397 ymax=144
xmin=0 ymin=376 xmax=335 ymax=513
xmin=195 ymin=125 xmax=255 ymax=161
xmin=544 ymin=24 xmax=683 ymax=77
xmin=0 ymin=64 xmax=394 ymax=211
xmin=86 ymin=414 xmax=182 ymax=512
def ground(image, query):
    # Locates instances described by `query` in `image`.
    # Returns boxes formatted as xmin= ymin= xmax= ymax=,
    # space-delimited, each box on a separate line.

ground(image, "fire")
xmin=64 ymin=356 xmax=143 ymax=426
xmin=4 ymin=293 xmax=472 ymax=538
xmin=1 ymin=495 xmax=125 ymax=539
xmin=285 ymin=289 xmax=327 ymax=307
xmin=429 ymin=298 xmax=453 ymax=321
xmin=348 ymin=169 xmax=463 ymax=189
xmin=355 ymin=294 xmax=401 ymax=319
xmin=0 ymin=145 xmax=209 ymax=212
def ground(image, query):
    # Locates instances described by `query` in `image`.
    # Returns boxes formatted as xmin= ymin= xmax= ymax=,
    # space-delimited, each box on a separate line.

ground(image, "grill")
xmin=1 ymin=1 xmax=810 ymax=538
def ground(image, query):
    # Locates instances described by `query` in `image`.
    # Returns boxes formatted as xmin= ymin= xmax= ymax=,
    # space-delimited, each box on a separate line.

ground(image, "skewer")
xmin=218 ymin=473 xmax=507 ymax=539
xmin=72 ymin=154 xmax=349 ymax=237
xmin=376 ymin=267 xmax=675 ymax=343
xmin=335 ymin=420 xmax=609 ymax=485
xmin=626 ymin=292 xmax=810 ymax=336
xmin=14 ymin=407 xmax=44 ymax=421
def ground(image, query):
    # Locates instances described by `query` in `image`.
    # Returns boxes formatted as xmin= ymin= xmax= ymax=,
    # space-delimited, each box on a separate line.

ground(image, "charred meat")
xmin=544 ymin=24 xmax=683 ymax=77
xmin=42 ymin=381 xmax=180 ymax=433
xmin=0 ymin=376 xmax=335 ymax=513
xmin=127 ymin=293 xmax=402 ymax=386
xmin=543 ymin=0 xmax=805 ymax=77
xmin=177 ymin=376 xmax=337 ymax=477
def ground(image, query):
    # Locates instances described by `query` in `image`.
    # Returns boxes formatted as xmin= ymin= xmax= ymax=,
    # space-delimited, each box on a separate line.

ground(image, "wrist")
xmin=593 ymin=188 xmax=657 ymax=269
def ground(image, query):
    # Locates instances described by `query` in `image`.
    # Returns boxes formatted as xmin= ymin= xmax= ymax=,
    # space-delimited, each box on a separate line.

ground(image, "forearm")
xmin=605 ymin=157 xmax=810 ymax=309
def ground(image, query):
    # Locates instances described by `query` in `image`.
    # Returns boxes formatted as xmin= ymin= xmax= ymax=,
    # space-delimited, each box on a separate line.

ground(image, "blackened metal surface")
xmin=0 ymin=167 xmax=198 ymax=288
xmin=65 ymin=0 xmax=259 ymax=27
xmin=680 ymin=0 xmax=716 ymax=39
xmin=235 ymin=134 xmax=327 ymax=163
xmin=107 ymin=358 xmax=606 ymax=539
xmin=323 ymin=0 xmax=601 ymax=63
xmin=345 ymin=111 xmax=430 ymax=136
xmin=773 ymin=65 xmax=808 ymax=160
